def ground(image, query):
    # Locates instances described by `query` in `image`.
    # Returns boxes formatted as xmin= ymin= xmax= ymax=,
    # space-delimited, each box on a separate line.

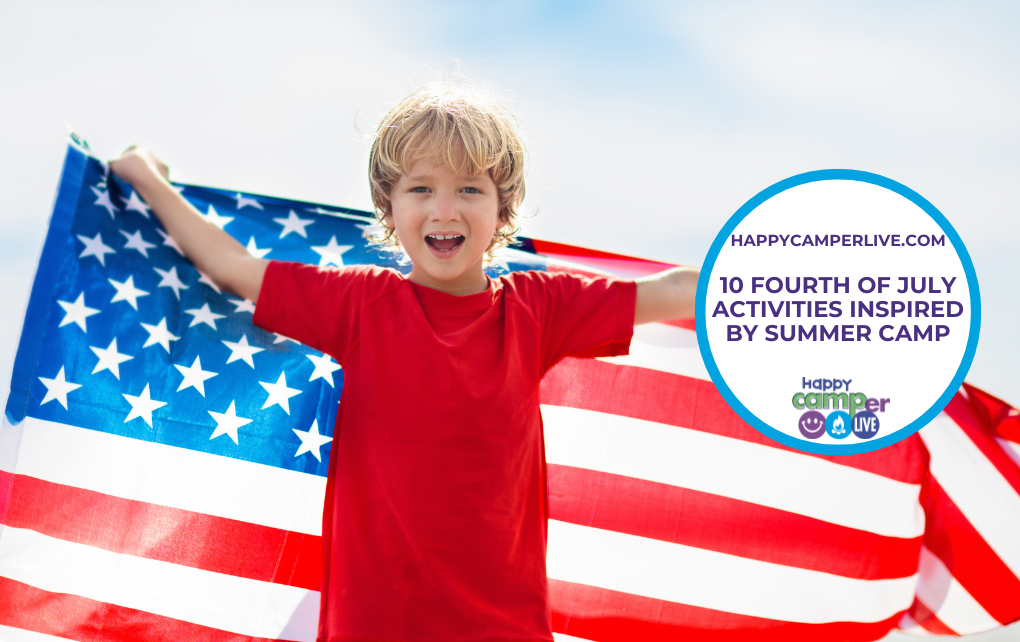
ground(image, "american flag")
xmin=1 ymin=139 xmax=1018 ymax=641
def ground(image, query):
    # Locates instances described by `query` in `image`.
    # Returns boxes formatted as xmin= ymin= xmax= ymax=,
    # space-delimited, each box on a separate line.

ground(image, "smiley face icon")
xmin=798 ymin=410 xmax=826 ymax=440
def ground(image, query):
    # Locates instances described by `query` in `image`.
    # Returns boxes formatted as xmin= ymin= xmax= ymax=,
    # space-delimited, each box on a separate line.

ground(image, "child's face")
xmin=386 ymin=160 xmax=500 ymax=294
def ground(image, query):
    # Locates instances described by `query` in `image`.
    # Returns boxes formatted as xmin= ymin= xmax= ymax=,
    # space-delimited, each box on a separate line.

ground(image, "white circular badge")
xmin=696 ymin=171 xmax=980 ymax=454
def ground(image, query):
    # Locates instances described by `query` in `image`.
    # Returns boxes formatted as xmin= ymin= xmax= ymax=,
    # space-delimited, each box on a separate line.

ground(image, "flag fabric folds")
xmin=1 ymin=140 xmax=1019 ymax=642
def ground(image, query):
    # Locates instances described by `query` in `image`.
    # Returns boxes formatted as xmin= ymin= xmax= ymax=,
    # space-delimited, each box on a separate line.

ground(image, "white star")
xmin=174 ymin=355 xmax=218 ymax=396
xmin=234 ymin=193 xmax=263 ymax=210
xmin=293 ymin=419 xmax=332 ymax=461
xmin=57 ymin=292 xmax=100 ymax=331
xmin=123 ymin=383 xmax=167 ymax=427
xmin=121 ymin=190 xmax=151 ymax=217
xmin=208 ymin=400 xmax=252 ymax=444
xmin=77 ymin=233 xmax=116 ymax=266
xmin=154 ymin=266 xmax=189 ymax=299
xmin=222 ymin=334 xmax=264 ymax=368
xmin=38 ymin=366 xmax=82 ymax=409
xmin=488 ymin=252 xmax=511 ymax=273
xmin=273 ymin=210 xmax=314 ymax=239
xmin=245 ymin=237 xmax=271 ymax=259
xmin=156 ymin=228 xmax=184 ymax=256
xmin=201 ymin=205 xmax=233 ymax=230
xmin=120 ymin=229 xmax=157 ymax=258
xmin=273 ymin=333 xmax=301 ymax=345
xmin=309 ymin=206 xmax=337 ymax=215
xmin=184 ymin=303 xmax=225 ymax=330
xmin=259 ymin=372 xmax=301 ymax=414
xmin=306 ymin=353 xmax=341 ymax=387
xmin=91 ymin=185 xmax=119 ymax=218
xmin=229 ymin=298 xmax=256 ymax=314
xmin=89 ymin=337 xmax=133 ymax=379
xmin=311 ymin=236 xmax=353 ymax=267
xmin=140 ymin=318 xmax=180 ymax=352
xmin=197 ymin=270 xmax=222 ymax=294
xmin=108 ymin=275 xmax=149 ymax=310
xmin=170 ymin=184 xmax=185 ymax=194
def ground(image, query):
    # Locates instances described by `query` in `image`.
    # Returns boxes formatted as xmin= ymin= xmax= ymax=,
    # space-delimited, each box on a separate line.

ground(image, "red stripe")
xmin=0 ymin=575 xmax=298 ymax=642
xmin=548 ymin=463 xmax=919 ymax=580
xmin=919 ymin=475 xmax=1020 ymax=625
xmin=908 ymin=597 xmax=958 ymax=636
xmin=549 ymin=579 xmax=901 ymax=642
xmin=943 ymin=391 xmax=1020 ymax=499
xmin=2 ymin=474 xmax=321 ymax=591
xmin=541 ymin=357 xmax=927 ymax=484
xmin=962 ymin=382 xmax=1020 ymax=444
xmin=531 ymin=239 xmax=679 ymax=267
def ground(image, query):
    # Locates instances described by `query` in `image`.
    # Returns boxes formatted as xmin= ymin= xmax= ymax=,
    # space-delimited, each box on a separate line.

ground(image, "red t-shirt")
xmin=254 ymin=262 xmax=636 ymax=642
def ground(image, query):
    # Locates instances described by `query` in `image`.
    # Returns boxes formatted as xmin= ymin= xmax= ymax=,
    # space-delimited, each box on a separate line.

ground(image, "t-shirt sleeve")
xmin=512 ymin=270 xmax=637 ymax=374
xmin=253 ymin=261 xmax=390 ymax=364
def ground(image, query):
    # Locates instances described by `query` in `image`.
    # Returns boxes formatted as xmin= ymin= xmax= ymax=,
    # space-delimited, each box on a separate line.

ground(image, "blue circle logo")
xmin=798 ymin=411 xmax=826 ymax=440
xmin=852 ymin=411 xmax=881 ymax=440
xmin=826 ymin=411 xmax=852 ymax=439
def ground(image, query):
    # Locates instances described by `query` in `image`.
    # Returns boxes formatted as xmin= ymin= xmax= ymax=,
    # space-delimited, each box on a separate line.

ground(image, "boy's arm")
xmin=634 ymin=267 xmax=700 ymax=324
xmin=110 ymin=146 xmax=268 ymax=302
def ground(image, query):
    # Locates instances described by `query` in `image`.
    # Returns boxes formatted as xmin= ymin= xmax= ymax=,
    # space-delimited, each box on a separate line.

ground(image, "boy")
xmin=111 ymin=84 xmax=698 ymax=642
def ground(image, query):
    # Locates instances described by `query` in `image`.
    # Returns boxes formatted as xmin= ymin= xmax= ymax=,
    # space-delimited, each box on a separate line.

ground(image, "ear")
xmin=382 ymin=211 xmax=394 ymax=230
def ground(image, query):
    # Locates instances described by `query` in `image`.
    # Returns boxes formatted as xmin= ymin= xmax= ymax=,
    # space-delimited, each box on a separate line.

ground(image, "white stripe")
xmin=598 ymin=323 xmax=711 ymax=381
xmin=547 ymin=520 xmax=916 ymax=625
xmin=0 ymin=525 xmax=318 ymax=641
xmin=552 ymin=634 xmax=593 ymax=642
xmin=896 ymin=612 xmax=933 ymax=635
xmin=542 ymin=404 xmax=924 ymax=538
xmin=915 ymin=547 xmax=1000 ymax=634
xmin=998 ymin=436 xmax=1020 ymax=469
xmin=0 ymin=625 xmax=69 ymax=642
xmin=7 ymin=416 xmax=326 ymax=535
xmin=920 ymin=413 xmax=1020 ymax=576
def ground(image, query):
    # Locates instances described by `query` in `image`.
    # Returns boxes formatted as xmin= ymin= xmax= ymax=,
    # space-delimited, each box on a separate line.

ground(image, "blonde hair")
xmin=368 ymin=83 xmax=526 ymax=255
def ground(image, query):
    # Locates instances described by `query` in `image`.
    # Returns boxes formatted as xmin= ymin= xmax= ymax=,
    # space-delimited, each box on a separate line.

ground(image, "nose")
xmin=430 ymin=190 xmax=461 ymax=223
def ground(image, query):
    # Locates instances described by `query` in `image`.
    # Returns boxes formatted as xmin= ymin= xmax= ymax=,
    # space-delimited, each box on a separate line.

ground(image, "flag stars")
xmin=273 ymin=333 xmax=300 ymax=345
xmin=89 ymin=338 xmax=133 ymax=379
xmin=91 ymin=185 xmax=119 ymax=218
xmin=77 ymin=233 xmax=115 ymax=266
xmin=38 ymin=366 xmax=82 ymax=409
xmin=141 ymin=318 xmax=180 ymax=352
xmin=121 ymin=190 xmax=151 ymax=217
xmin=154 ymin=266 xmax=189 ymax=299
xmin=58 ymin=293 xmax=100 ymax=331
xmin=197 ymin=271 xmax=222 ymax=294
xmin=293 ymin=419 xmax=332 ymax=461
xmin=184 ymin=303 xmax=226 ymax=330
xmin=312 ymin=236 xmax=353 ymax=267
xmin=208 ymin=400 xmax=253 ymax=444
xmin=245 ymin=237 xmax=271 ymax=259
xmin=156 ymin=228 xmax=184 ymax=256
xmin=174 ymin=355 xmax=218 ymax=396
xmin=222 ymin=334 xmax=265 ymax=368
xmin=307 ymin=353 xmax=341 ymax=387
xmin=259 ymin=372 xmax=301 ymax=414
xmin=229 ymin=298 xmax=256 ymax=314
xmin=201 ymin=205 xmax=233 ymax=230
xmin=120 ymin=229 xmax=157 ymax=258
xmin=234 ymin=193 xmax=263 ymax=210
xmin=108 ymin=276 xmax=149 ymax=310
xmin=273 ymin=210 xmax=314 ymax=239
xmin=123 ymin=383 xmax=167 ymax=427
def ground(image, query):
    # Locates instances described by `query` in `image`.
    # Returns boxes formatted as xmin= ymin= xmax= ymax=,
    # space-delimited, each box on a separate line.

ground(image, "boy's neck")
xmin=407 ymin=266 xmax=490 ymax=297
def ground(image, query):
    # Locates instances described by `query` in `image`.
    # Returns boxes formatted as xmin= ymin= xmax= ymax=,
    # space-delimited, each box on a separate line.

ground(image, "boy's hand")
xmin=110 ymin=145 xmax=170 ymax=187
xmin=107 ymin=145 xmax=268 ymax=303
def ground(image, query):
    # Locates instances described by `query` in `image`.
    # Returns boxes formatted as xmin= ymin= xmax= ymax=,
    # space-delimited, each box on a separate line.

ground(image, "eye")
xmin=461 ymin=187 xmax=482 ymax=194
xmin=410 ymin=186 xmax=430 ymax=193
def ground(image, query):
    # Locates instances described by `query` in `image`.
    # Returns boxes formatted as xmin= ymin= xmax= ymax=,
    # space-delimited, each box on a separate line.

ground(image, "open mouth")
xmin=425 ymin=234 xmax=465 ymax=252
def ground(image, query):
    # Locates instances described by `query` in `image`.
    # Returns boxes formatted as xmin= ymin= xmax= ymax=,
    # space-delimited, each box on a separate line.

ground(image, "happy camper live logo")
xmin=793 ymin=378 xmax=887 ymax=441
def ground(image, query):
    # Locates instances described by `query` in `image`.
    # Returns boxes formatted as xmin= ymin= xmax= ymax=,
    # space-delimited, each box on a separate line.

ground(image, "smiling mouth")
xmin=425 ymin=234 xmax=465 ymax=252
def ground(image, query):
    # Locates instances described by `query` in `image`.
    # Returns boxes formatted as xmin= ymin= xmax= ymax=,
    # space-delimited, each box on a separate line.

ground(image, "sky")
xmin=1 ymin=2 xmax=1018 ymax=636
